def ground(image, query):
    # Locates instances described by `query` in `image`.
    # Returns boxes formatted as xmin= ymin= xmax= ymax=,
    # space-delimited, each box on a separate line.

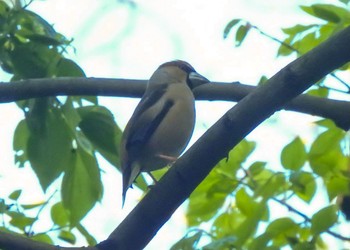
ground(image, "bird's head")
xmin=149 ymin=60 xmax=209 ymax=90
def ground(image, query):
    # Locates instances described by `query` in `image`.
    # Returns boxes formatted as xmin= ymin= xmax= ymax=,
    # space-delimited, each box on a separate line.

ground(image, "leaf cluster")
xmin=173 ymin=121 xmax=349 ymax=249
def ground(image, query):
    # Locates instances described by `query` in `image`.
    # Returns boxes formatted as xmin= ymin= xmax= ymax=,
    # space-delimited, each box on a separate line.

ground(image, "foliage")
xmin=171 ymin=1 xmax=350 ymax=249
xmin=0 ymin=0 xmax=122 ymax=246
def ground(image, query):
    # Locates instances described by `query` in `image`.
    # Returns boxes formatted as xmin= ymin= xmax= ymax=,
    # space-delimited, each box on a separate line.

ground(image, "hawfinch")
xmin=120 ymin=60 xmax=209 ymax=205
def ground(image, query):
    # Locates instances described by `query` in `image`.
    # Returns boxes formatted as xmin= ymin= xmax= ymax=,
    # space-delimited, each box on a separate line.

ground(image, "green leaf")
xmin=314 ymin=119 xmax=337 ymax=129
xmin=312 ymin=5 xmax=342 ymax=23
xmin=236 ymin=188 xmax=259 ymax=217
xmin=13 ymin=120 xmax=30 ymax=168
xmin=254 ymin=173 xmax=286 ymax=199
xmin=250 ymin=218 xmax=299 ymax=249
xmin=223 ymin=19 xmax=242 ymax=39
xmin=211 ymin=210 xmax=244 ymax=239
xmin=31 ymin=234 xmax=53 ymax=244
xmin=290 ymin=171 xmax=316 ymax=203
xmin=0 ymin=200 xmax=7 ymax=213
xmin=311 ymin=205 xmax=338 ymax=234
xmin=78 ymin=105 xmax=122 ymax=167
xmin=306 ymin=87 xmax=329 ymax=97
xmin=280 ymin=137 xmax=307 ymax=170
xmin=76 ymin=223 xmax=97 ymax=246
xmin=282 ymin=24 xmax=317 ymax=35
xmin=58 ymin=230 xmax=76 ymax=244
xmin=27 ymin=107 xmax=75 ymax=191
xmin=309 ymin=128 xmax=347 ymax=176
xmin=235 ymin=24 xmax=249 ymax=47
xmin=61 ymin=146 xmax=102 ymax=226
xmin=235 ymin=201 xmax=267 ymax=247
xmin=248 ymin=161 xmax=266 ymax=176
xmin=223 ymin=139 xmax=256 ymax=174
xmin=51 ymin=202 xmax=69 ymax=227
xmin=8 ymin=189 xmax=22 ymax=200
xmin=326 ymin=175 xmax=350 ymax=200
xmin=170 ymin=231 xmax=202 ymax=250
xmin=8 ymin=212 xmax=36 ymax=231
xmin=300 ymin=5 xmax=340 ymax=23
xmin=203 ymin=237 xmax=237 ymax=250
xmin=55 ymin=58 xmax=85 ymax=77
xmin=187 ymin=140 xmax=254 ymax=226
xmin=21 ymin=202 xmax=46 ymax=210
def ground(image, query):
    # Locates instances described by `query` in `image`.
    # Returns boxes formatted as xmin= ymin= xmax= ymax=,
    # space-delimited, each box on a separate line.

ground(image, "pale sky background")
xmin=0 ymin=0 xmax=348 ymax=249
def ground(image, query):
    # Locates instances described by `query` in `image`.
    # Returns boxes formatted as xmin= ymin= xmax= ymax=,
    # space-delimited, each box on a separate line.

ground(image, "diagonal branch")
xmin=96 ymin=26 xmax=350 ymax=250
xmin=1 ymin=77 xmax=350 ymax=130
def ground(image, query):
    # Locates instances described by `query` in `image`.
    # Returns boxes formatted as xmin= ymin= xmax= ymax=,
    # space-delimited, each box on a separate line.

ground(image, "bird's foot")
xmin=156 ymin=154 xmax=178 ymax=163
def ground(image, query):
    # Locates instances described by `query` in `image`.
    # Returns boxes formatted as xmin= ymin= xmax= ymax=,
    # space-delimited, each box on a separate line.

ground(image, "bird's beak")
xmin=189 ymin=71 xmax=210 ymax=89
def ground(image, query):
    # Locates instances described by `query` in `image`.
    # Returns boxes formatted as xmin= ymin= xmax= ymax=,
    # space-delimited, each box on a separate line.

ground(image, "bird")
xmin=120 ymin=60 xmax=209 ymax=205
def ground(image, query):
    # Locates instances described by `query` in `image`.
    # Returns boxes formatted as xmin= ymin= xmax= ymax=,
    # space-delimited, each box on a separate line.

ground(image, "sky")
xmin=0 ymin=0 xmax=346 ymax=249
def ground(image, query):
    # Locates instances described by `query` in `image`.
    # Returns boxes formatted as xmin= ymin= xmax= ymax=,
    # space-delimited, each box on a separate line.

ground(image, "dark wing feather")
xmin=125 ymin=84 xmax=174 ymax=151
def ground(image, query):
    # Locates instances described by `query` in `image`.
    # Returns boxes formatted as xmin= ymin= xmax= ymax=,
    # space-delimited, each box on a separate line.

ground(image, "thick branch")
xmin=0 ymin=77 xmax=349 ymax=130
xmin=96 ymin=26 xmax=350 ymax=249
xmin=0 ymin=230 xmax=97 ymax=250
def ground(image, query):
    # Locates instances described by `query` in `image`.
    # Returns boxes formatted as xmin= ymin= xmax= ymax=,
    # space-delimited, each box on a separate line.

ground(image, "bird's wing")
xmin=125 ymin=84 xmax=174 ymax=152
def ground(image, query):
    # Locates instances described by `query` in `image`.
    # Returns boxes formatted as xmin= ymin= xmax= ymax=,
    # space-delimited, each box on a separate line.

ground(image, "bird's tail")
xmin=122 ymin=162 xmax=141 ymax=207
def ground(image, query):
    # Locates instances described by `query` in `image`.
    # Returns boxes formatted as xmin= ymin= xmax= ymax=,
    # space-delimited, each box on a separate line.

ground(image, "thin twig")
xmin=273 ymin=198 xmax=350 ymax=241
xmin=250 ymin=23 xmax=350 ymax=93
xmin=27 ymin=190 xmax=58 ymax=235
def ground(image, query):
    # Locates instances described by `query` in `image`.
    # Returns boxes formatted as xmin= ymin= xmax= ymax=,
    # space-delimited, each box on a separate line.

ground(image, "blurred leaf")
xmin=309 ymin=128 xmax=347 ymax=176
xmin=290 ymin=171 xmax=316 ymax=203
xmin=311 ymin=205 xmax=338 ymax=234
xmin=55 ymin=58 xmax=85 ymax=77
xmin=62 ymin=147 xmax=102 ymax=226
xmin=58 ymin=230 xmax=76 ymax=244
xmin=8 ymin=212 xmax=36 ymax=231
xmin=223 ymin=19 xmax=241 ymax=39
xmin=13 ymin=120 xmax=30 ymax=168
xmin=306 ymin=87 xmax=329 ymax=97
xmin=21 ymin=201 xmax=46 ymax=210
xmin=293 ymin=32 xmax=318 ymax=54
xmin=248 ymin=161 xmax=266 ymax=176
xmin=77 ymin=223 xmax=97 ymax=246
xmin=187 ymin=140 xmax=254 ymax=226
xmin=314 ymin=119 xmax=337 ymax=129
xmin=223 ymin=139 xmax=256 ymax=176
xmin=235 ymin=24 xmax=249 ymax=47
xmin=282 ymin=24 xmax=317 ymax=35
xmin=254 ymin=173 xmax=287 ymax=199
xmin=236 ymin=188 xmax=259 ymax=217
xmin=312 ymin=5 xmax=341 ymax=23
xmin=170 ymin=231 xmax=202 ymax=250
xmin=8 ymin=189 xmax=22 ymax=200
xmin=326 ymin=175 xmax=350 ymax=200
xmin=211 ymin=209 xmax=244 ymax=239
xmin=78 ymin=105 xmax=122 ymax=167
xmin=235 ymin=200 xmax=267 ymax=247
xmin=203 ymin=236 xmax=237 ymax=250
xmin=250 ymin=218 xmax=299 ymax=249
xmin=257 ymin=75 xmax=268 ymax=86
xmin=281 ymin=137 xmax=307 ymax=170
xmin=27 ymin=107 xmax=74 ymax=191
xmin=0 ymin=200 xmax=7 ymax=213
xmin=51 ymin=202 xmax=69 ymax=227
xmin=301 ymin=4 xmax=350 ymax=23
xmin=31 ymin=234 xmax=53 ymax=244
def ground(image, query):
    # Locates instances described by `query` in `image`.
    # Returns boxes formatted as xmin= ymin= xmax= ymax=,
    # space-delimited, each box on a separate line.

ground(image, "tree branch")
xmin=95 ymin=24 xmax=350 ymax=250
xmin=0 ymin=230 xmax=97 ymax=250
xmin=1 ymin=77 xmax=350 ymax=130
